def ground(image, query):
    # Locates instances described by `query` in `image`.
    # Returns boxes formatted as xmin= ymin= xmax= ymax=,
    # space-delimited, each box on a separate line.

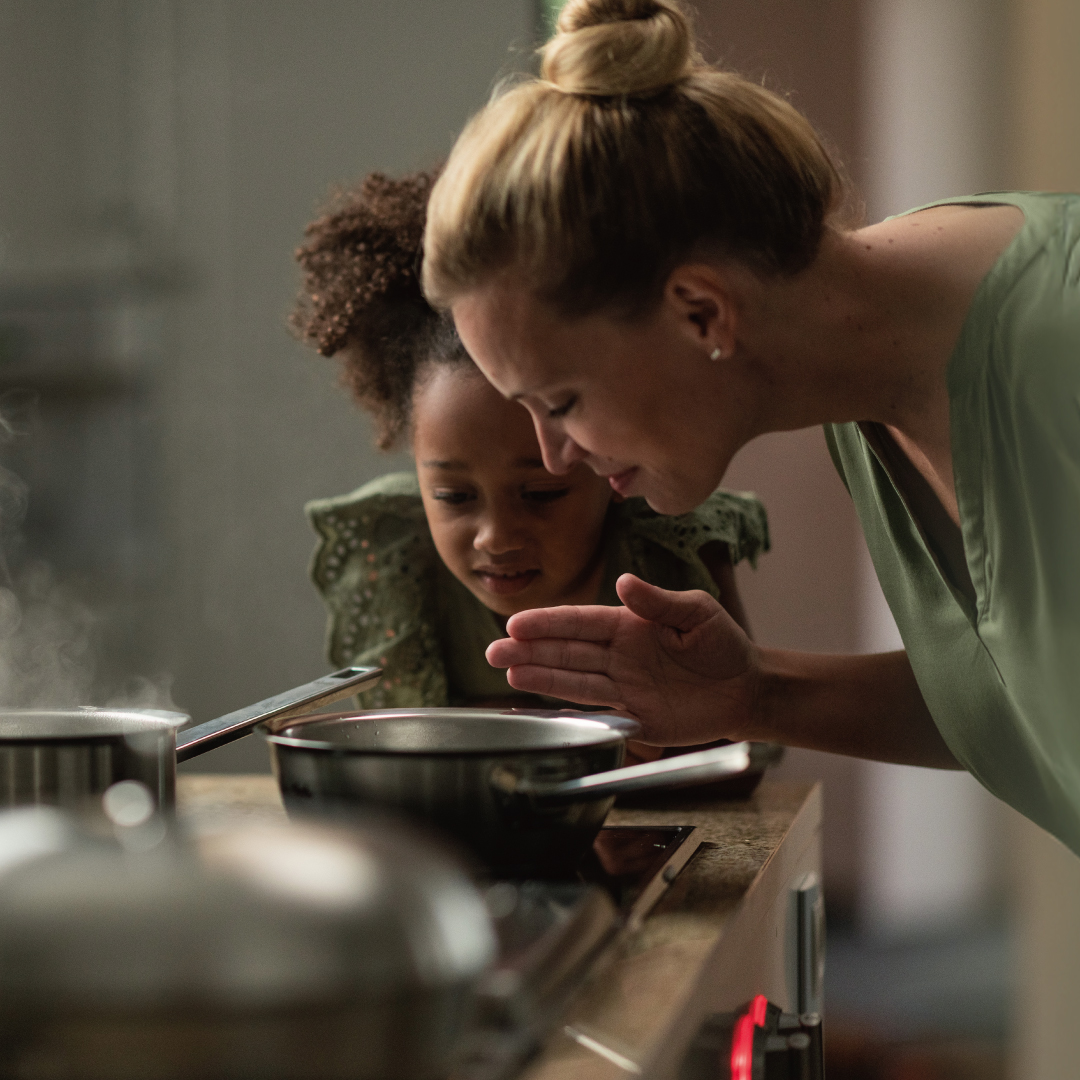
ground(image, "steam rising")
xmin=0 ymin=410 xmax=179 ymax=712
xmin=106 ymin=674 xmax=180 ymax=713
xmin=0 ymin=563 xmax=96 ymax=707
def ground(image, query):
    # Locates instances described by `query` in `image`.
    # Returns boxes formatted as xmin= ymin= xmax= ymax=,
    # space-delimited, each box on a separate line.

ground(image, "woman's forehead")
xmin=452 ymin=284 xmax=583 ymax=395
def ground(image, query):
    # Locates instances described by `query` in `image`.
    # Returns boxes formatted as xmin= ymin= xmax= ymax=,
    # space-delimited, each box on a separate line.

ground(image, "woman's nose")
xmin=535 ymin=420 xmax=587 ymax=475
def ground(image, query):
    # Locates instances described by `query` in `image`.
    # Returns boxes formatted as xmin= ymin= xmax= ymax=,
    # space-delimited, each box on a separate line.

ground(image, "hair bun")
xmin=541 ymin=0 xmax=695 ymax=98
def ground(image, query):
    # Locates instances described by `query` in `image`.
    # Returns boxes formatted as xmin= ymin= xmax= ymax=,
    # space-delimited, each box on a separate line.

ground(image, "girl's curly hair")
xmin=291 ymin=169 xmax=468 ymax=449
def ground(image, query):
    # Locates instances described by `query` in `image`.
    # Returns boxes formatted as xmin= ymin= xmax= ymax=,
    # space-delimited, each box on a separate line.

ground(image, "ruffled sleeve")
xmin=617 ymin=487 xmax=770 ymax=598
xmin=305 ymin=472 xmax=449 ymax=709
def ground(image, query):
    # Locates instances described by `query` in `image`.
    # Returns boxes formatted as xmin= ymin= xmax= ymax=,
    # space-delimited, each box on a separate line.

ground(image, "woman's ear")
xmin=663 ymin=263 xmax=738 ymax=361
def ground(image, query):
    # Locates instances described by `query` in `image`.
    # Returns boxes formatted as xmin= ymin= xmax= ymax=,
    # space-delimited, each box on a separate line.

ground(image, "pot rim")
xmin=263 ymin=707 xmax=637 ymax=756
xmin=0 ymin=708 xmax=191 ymax=742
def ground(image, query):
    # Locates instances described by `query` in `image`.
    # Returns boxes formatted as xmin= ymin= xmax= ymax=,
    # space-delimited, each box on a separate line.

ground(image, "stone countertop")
xmin=175 ymin=776 xmax=821 ymax=1080
xmin=607 ymin=783 xmax=818 ymax=928
xmin=176 ymin=774 xmax=287 ymax=836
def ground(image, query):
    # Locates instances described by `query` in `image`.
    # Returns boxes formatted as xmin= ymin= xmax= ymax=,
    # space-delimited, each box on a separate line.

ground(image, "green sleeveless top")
xmin=826 ymin=191 xmax=1080 ymax=854
xmin=307 ymin=472 xmax=769 ymax=709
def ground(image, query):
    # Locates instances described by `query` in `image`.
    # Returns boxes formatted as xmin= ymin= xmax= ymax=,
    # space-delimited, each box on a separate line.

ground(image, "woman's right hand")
xmin=485 ymin=573 xmax=760 ymax=747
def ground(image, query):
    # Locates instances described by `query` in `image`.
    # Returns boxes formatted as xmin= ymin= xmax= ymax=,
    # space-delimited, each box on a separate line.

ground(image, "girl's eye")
xmin=431 ymin=490 xmax=474 ymax=505
xmin=523 ymin=487 xmax=571 ymax=504
xmin=547 ymin=395 xmax=578 ymax=419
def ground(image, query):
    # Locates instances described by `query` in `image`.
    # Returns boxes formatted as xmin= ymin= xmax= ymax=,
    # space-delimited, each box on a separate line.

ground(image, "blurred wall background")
xmin=1005 ymin=3 xmax=1080 ymax=1078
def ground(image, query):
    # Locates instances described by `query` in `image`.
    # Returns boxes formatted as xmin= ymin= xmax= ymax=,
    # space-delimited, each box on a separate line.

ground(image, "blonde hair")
xmin=423 ymin=0 xmax=846 ymax=316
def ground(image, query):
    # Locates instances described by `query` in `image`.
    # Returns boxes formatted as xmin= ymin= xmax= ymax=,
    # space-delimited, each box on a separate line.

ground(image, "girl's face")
xmin=452 ymin=274 xmax=757 ymax=516
xmin=412 ymin=364 xmax=615 ymax=618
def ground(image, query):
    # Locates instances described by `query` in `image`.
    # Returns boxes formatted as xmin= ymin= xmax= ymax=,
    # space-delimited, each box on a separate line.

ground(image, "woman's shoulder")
xmin=616 ymin=487 xmax=770 ymax=568
xmin=945 ymin=193 xmax=1080 ymax=404
xmin=892 ymin=190 xmax=1079 ymax=220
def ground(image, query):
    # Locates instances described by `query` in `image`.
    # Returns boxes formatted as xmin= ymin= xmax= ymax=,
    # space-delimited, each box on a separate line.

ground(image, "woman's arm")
xmin=757 ymin=647 xmax=959 ymax=767
xmin=486 ymin=573 xmax=960 ymax=769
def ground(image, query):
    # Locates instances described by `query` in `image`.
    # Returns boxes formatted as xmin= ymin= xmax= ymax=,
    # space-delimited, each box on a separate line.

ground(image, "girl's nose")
xmin=535 ymin=420 xmax=587 ymax=475
xmin=473 ymin=511 xmax=526 ymax=554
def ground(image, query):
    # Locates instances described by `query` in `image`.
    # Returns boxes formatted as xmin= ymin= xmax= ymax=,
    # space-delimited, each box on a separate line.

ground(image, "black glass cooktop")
xmin=455 ymin=825 xmax=699 ymax=1080
xmin=583 ymin=824 xmax=697 ymax=911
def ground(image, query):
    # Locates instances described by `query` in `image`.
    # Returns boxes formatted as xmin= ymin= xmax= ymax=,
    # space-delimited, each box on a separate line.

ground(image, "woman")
xmin=421 ymin=0 xmax=1080 ymax=854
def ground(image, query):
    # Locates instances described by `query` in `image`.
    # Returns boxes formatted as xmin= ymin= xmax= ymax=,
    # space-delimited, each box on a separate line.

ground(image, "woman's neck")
xmin=735 ymin=204 xmax=1023 ymax=518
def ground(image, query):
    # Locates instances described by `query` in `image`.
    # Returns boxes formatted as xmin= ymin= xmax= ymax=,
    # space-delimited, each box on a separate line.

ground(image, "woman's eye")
xmin=547 ymin=395 xmax=578 ymax=419
xmin=431 ymin=490 xmax=473 ymax=505
xmin=523 ymin=487 xmax=571 ymax=504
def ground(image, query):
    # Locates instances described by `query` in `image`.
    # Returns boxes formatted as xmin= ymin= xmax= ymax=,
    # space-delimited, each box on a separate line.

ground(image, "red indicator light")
xmin=728 ymin=994 xmax=769 ymax=1079
xmin=749 ymin=994 xmax=768 ymax=1027
xmin=729 ymin=1013 xmax=756 ymax=1080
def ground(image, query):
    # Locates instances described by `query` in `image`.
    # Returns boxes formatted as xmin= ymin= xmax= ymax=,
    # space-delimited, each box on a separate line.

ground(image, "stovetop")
xmin=455 ymin=825 xmax=700 ymax=1080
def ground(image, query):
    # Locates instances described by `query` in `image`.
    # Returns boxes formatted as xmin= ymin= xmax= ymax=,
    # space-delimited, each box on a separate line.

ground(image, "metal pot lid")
xmin=266 ymin=707 xmax=638 ymax=755
xmin=0 ymin=708 xmax=189 ymax=741
xmin=0 ymin=813 xmax=495 ymax=1013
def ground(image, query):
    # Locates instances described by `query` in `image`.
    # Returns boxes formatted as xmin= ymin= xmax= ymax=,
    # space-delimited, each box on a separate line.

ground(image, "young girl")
xmin=290 ymin=170 xmax=769 ymax=713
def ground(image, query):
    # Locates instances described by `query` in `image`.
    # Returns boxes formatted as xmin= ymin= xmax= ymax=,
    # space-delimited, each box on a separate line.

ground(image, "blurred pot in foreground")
xmin=0 ymin=804 xmax=494 ymax=1080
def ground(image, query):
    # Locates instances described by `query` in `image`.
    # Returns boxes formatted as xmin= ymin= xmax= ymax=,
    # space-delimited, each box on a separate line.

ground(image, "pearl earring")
xmin=709 ymin=346 xmax=723 ymax=361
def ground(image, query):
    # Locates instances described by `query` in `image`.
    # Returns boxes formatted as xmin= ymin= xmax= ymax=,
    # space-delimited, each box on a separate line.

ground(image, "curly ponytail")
xmin=292 ymin=170 xmax=468 ymax=449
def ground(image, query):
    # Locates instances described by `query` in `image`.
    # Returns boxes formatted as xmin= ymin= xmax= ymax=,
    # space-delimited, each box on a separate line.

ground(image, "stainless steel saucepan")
xmin=265 ymin=708 xmax=752 ymax=877
xmin=0 ymin=666 xmax=381 ymax=812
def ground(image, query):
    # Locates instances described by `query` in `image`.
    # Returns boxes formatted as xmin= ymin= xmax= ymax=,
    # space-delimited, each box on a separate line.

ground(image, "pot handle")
xmin=175 ymin=666 xmax=382 ymax=762
xmin=494 ymin=742 xmax=752 ymax=806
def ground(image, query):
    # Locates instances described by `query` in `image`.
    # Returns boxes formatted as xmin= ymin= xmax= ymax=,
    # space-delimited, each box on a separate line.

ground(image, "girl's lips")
xmin=475 ymin=569 xmax=541 ymax=595
xmin=607 ymin=466 xmax=639 ymax=496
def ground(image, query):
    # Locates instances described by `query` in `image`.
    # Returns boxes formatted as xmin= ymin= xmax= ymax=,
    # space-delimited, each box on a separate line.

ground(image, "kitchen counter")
xmin=176 ymin=776 xmax=821 ymax=1080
